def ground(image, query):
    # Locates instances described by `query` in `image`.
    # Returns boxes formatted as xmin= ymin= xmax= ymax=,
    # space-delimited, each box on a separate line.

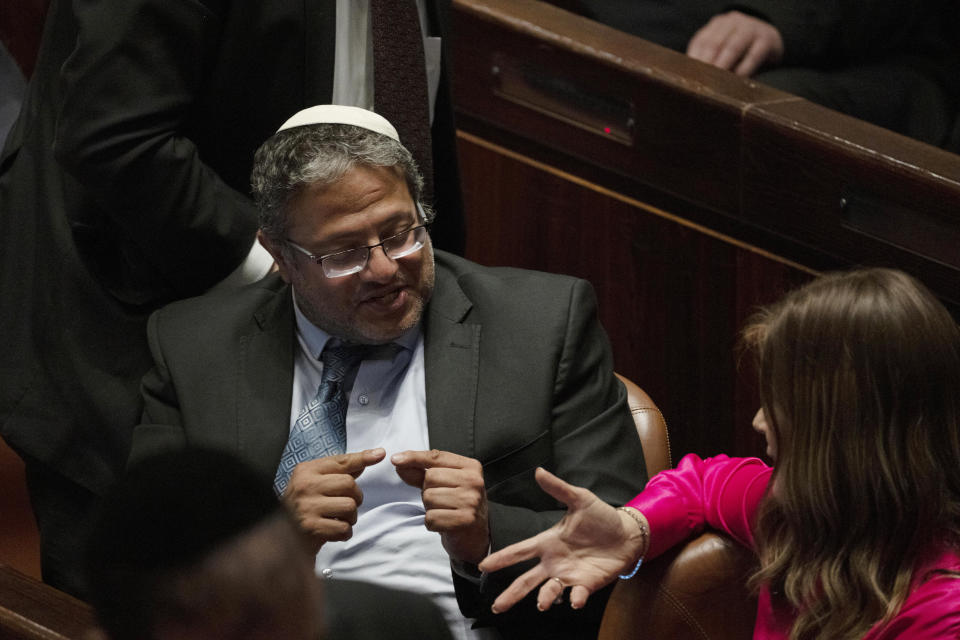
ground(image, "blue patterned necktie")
xmin=274 ymin=342 xmax=369 ymax=494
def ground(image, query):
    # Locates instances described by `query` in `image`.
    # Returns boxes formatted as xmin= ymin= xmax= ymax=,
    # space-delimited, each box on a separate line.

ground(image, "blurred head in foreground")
xmin=85 ymin=448 xmax=322 ymax=640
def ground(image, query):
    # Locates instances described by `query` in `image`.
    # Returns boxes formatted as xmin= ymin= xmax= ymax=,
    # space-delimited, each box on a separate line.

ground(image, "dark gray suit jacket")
xmin=132 ymin=250 xmax=648 ymax=639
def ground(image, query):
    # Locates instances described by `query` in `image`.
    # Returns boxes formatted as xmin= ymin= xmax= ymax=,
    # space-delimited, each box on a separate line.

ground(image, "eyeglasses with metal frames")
xmin=285 ymin=206 xmax=430 ymax=278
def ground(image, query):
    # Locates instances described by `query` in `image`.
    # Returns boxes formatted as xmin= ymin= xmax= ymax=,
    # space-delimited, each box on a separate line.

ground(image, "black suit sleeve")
xmin=484 ymin=278 xmax=646 ymax=547
xmin=728 ymin=0 xmax=949 ymax=66
xmin=131 ymin=308 xmax=191 ymax=464
xmin=53 ymin=0 xmax=258 ymax=298
xmin=463 ymin=277 xmax=648 ymax=639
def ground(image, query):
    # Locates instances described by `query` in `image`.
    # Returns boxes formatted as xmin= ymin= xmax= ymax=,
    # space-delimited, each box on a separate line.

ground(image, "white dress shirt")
xmin=289 ymin=300 xmax=497 ymax=640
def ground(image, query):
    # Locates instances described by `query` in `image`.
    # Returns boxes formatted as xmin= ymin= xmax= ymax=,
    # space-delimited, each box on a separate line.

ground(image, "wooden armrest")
xmin=0 ymin=564 xmax=96 ymax=640
xmin=615 ymin=373 xmax=671 ymax=476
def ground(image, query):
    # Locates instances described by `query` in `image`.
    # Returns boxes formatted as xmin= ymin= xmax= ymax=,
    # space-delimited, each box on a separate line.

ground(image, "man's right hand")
xmin=282 ymin=448 xmax=386 ymax=552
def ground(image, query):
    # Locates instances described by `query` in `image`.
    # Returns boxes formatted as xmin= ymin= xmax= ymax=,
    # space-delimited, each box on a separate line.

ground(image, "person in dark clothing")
xmin=0 ymin=0 xmax=464 ymax=598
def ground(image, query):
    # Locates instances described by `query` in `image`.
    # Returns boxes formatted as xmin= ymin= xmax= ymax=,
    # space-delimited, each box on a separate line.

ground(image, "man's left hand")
xmin=686 ymin=10 xmax=784 ymax=77
xmin=392 ymin=449 xmax=489 ymax=565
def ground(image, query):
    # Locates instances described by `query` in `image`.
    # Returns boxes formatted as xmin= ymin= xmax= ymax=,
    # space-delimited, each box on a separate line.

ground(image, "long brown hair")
xmin=742 ymin=268 xmax=960 ymax=639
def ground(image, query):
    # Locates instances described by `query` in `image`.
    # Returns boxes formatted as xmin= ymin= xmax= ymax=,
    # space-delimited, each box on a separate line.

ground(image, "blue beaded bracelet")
xmin=618 ymin=556 xmax=644 ymax=580
xmin=616 ymin=506 xmax=649 ymax=580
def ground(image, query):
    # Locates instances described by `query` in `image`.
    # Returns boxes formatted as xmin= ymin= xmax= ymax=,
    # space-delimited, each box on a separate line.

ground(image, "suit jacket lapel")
xmin=237 ymin=282 xmax=296 ymax=479
xmin=237 ymin=264 xmax=477 ymax=470
xmin=423 ymin=259 xmax=480 ymax=457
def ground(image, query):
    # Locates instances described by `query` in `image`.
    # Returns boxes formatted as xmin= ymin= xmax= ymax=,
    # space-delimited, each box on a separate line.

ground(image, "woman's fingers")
xmin=534 ymin=467 xmax=598 ymax=510
xmin=535 ymin=577 xmax=565 ymax=612
xmin=569 ymin=584 xmax=593 ymax=610
xmin=479 ymin=530 xmax=550 ymax=573
xmin=493 ymin=573 xmax=596 ymax=614
xmin=490 ymin=565 xmax=548 ymax=613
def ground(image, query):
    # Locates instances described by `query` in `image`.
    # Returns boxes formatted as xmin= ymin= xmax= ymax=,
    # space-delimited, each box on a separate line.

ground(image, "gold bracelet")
xmin=616 ymin=506 xmax=649 ymax=579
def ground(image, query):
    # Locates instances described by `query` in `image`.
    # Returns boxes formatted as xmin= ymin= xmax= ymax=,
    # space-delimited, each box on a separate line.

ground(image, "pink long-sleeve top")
xmin=625 ymin=454 xmax=960 ymax=639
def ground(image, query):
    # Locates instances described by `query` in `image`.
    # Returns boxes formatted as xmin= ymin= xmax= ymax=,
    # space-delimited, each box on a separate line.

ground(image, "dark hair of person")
xmin=741 ymin=268 xmax=960 ymax=639
xmin=85 ymin=448 xmax=282 ymax=640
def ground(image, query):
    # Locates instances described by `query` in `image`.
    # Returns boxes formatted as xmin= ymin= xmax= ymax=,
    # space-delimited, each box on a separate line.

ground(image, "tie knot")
xmin=320 ymin=343 xmax=371 ymax=382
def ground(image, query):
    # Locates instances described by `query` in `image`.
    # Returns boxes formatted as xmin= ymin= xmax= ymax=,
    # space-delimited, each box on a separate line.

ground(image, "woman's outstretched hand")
xmin=478 ymin=467 xmax=648 ymax=613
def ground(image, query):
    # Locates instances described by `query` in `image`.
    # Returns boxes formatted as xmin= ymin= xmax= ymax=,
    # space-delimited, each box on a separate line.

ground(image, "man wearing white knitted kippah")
xmin=130 ymin=105 xmax=648 ymax=640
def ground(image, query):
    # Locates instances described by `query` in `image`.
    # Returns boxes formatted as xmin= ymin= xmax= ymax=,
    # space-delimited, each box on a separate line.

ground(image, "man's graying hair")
xmin=250 ymin=123 xmax=431 ymax=243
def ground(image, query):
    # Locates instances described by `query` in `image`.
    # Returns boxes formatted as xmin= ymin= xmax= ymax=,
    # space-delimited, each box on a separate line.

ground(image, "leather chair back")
xmin=606 ymin=374 xmax=758 ymax=640
xmin=598 ymin=532 xmax=758 ymax=640
xmin=615 ymin=373 xmax=670 ymax=476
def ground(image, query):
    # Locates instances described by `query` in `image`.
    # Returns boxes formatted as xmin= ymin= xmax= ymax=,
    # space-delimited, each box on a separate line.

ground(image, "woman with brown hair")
xmin=479 ymin=268 xmax=960 ymax=639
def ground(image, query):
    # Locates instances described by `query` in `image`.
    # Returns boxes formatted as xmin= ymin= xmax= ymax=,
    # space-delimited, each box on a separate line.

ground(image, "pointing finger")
xmin=392 ymin=449 xmax=479 ymax=488
xmin=479 ymin=530 xmax=551 ymax=574
xmin=490 ymin=564 xmax=550 ymax=614
xmin=532 ymin=467 xmax=595 ymax=510
xmin=391 ymin=448 xmax=470 ymax=469
xmin=304 ymin=448 xmax=385 ymax=477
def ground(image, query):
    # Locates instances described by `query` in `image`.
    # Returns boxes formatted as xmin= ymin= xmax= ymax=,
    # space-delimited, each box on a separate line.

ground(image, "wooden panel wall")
xmin=458 ymin=133 xmax=809 ymax=460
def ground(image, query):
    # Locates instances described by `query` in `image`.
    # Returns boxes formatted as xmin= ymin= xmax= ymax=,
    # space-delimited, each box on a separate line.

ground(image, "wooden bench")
xmin=452 ymin=0 xmax=960 ymax=460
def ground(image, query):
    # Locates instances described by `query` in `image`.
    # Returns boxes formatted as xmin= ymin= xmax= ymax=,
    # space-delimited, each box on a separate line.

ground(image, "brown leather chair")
xmin=615 ymin=373 xmax=671 ymax=476
xmin=605 ymin=375 xmax=758 ymax=640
